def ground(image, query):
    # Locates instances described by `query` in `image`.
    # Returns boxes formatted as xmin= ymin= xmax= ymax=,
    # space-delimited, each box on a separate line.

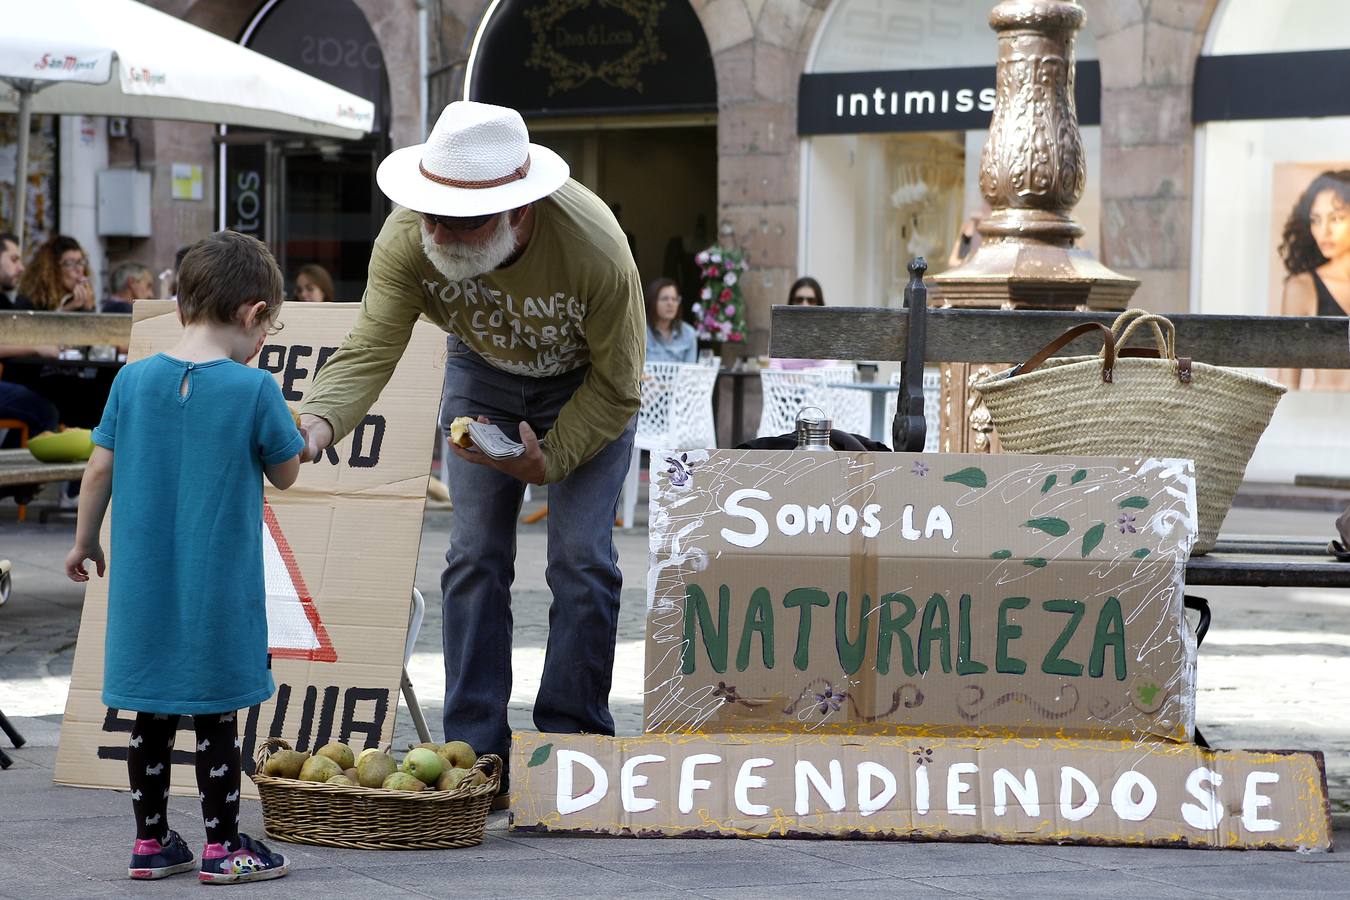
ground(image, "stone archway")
xmin=175 ymin=0 xmax=421 ymax=148
xmin=116 ymin=0 xmax=423 ymax=271
xmin=432 ymin=1 xmax=813 ymax=347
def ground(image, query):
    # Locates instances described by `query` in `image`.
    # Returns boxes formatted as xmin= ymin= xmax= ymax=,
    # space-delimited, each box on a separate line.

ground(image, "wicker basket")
xmin=974 ymin=312 xmax=1286 ymax=554
xmin=251 ymin=738 xmax=500 ymax=850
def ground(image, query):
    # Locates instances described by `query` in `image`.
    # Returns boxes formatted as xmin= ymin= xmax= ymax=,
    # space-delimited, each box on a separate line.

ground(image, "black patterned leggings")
xmin=126 ymin=711 xmax=240 ymax=847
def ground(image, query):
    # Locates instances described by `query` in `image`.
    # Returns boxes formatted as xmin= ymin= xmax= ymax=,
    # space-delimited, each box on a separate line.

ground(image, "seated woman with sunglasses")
xmin=768 ymin=276 xmax=839 ymax=370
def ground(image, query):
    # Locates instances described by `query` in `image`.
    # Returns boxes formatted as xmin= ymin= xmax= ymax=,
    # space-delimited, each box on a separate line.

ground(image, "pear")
xmin=356 ymin=751 xmax=398 ymax=789
xmin=437 ymin=740 xmax=476 ymax=770
xmin=343 ymin=767 xmax=358 ymax=781
xmin=326 ymin=774 xmax=355 ymax=786
xmin=435 ymin=767 xmax=471 ymax=792
xmin=262 ymin=749 xmax=310 ymax=779
xmin=409 ymin=742 xmax=440 ymax=752
xmin=316 ymin=741 xmax=355 ymax=771
xmin=382 ymin=772 xmax=426 ymax=792
xmin=299 ymin=755 xmax=342 ymax=783
xmin=356 ymin=748 xmax=381 ymax=768
xmin=402 ymin=747 xmax=443 ymax=785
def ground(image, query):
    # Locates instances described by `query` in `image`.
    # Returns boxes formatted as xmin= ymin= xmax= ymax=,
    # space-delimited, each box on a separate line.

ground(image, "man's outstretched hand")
xmin=449 ymin=416 xmax=547 ymax=485
xmin=299 ymin=414 xmax=334 ymax=463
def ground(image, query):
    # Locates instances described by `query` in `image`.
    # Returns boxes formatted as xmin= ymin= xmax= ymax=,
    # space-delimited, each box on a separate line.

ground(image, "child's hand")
xmin=65 ymin=543 xmax=106 ymax=582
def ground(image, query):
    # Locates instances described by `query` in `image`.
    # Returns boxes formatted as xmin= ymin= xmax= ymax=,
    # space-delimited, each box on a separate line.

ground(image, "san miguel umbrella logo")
xmin=262 ymin=502 xmax=336 ymax=662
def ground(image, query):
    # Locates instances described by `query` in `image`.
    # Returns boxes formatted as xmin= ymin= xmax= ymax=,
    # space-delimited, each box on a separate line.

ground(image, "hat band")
xmin=419 ymin=155 xmax=531 ymax=189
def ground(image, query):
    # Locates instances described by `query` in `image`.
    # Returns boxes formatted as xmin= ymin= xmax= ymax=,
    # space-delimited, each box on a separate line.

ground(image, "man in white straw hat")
xmin=298 ymin=101 xmax=643 ymax=799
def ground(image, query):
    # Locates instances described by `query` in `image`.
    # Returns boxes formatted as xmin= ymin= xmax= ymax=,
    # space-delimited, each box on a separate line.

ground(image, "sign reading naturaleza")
xmin=645 ymin=451 xmax=1199 ymax=741
xmin=511 ymin=732 xmax=1331 ymax=851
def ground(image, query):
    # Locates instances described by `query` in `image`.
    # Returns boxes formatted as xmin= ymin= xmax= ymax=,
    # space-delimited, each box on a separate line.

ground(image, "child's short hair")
xmin=176 ymin=231 xmax=285 ymax=326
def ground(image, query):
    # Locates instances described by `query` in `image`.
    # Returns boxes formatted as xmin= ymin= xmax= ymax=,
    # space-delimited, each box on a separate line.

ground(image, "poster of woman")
xmin=1271 ymin=164 xmax=1350 ymax=390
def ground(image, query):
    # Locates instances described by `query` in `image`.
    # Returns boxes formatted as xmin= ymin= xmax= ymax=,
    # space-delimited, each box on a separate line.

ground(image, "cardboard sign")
xmin=645 ymin=451 xmax=1198 ymax=742
xmin=511 ymin=732 xmax=1332 ymax=852
xmin=55 ymin=301 xmax=445 ymax=798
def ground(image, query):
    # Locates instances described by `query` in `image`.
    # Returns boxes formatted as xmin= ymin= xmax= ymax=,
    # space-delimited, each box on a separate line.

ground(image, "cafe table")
xmin=711 ymin=367 xmax=760 ymax=448
xmin=827 ymin=381 xmax=900 ymax=445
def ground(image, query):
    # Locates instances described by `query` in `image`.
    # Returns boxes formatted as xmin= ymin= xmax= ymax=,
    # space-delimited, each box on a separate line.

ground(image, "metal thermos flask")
xmin=794 ymin=408 xmax=833 ymax=451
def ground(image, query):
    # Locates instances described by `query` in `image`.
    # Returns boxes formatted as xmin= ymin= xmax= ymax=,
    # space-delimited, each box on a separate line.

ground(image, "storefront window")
xmin=221 ymin=0 xmax=390 ymax=302
xmin=0 ymin=114 xmax=58 ymax=249
xmin=1194 ymin=0 xmax=1350 ymax=476
xmin=801 ymin=0 xmax=1100 ymax=308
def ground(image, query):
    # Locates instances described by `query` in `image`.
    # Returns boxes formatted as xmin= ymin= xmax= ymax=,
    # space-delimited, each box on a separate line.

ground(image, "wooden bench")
xmin=0 ymin=448 xmax=87 ymax=507
xmin=771 ymin=259 xmax=1350 ymax=746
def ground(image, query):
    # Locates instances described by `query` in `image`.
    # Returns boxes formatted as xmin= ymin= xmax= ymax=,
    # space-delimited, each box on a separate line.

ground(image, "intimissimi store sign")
xmin=798 ymin=62 xmax=1101 ymax=136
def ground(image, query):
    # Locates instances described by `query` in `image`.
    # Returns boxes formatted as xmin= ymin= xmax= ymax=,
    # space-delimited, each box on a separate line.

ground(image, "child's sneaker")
xmin=198 ymin=833 xmax=289 ymax=885
xmin=128 ymin=830 xmax=195 ymax=879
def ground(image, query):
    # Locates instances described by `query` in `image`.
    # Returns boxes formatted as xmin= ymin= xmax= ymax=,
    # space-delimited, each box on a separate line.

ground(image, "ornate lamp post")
xmin=934 ymin=0 xmax=1137 ymax=308
xmin=933 ymin=0 xmax=1138 ymax=451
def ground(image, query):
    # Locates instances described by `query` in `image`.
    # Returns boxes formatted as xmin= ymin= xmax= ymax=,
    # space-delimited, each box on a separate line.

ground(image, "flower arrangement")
xmin=690 ymin=244 xmax=749 ymax=343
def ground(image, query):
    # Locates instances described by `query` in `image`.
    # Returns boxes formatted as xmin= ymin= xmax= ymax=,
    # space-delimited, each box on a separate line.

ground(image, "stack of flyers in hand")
xmin=466 ymin=421 xmax=526 ymax=460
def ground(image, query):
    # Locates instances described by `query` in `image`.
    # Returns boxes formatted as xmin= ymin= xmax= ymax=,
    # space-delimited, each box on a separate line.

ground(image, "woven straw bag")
xmin=251 ymin=738 xmax=501 ymax=850
xmin=974 ymin=311 xmax=1286 ymax=554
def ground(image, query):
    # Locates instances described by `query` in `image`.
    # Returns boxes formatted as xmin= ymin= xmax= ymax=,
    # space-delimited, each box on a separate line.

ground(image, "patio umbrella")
xmin=0 ymin=0 xmax=375 ymax=247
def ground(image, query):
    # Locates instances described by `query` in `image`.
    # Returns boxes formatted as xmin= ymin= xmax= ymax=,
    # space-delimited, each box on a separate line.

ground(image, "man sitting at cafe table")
xmin=100 ymin=260 xmax=154 ymax=313
xmin=297 ymin=101 xmax=643 ymax=800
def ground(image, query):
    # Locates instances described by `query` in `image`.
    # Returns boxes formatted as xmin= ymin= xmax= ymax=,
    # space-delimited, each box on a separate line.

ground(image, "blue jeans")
xmin=0 ymin=382 xmax=59 ymax=447
xmin=437 ymin=337 xmax=635 ymax=765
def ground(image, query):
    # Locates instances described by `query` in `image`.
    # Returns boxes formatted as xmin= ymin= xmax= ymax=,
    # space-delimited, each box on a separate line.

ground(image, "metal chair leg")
xmin=401 ymin=589 xmax=433 ymax=745
xmin=400 ymin=673 xmax=433 ymax=746
xmin=0 ymin=710 xmax=24 ymax=748
xmin=1184 ymin=594 xmax=1211 ymax=748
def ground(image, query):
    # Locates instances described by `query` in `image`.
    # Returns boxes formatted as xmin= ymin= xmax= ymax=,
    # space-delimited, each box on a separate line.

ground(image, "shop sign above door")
xmin=469 ymin=0 xmax=716 ymax=118
xmin=798 ymin=63 xmax=1101 ymax=136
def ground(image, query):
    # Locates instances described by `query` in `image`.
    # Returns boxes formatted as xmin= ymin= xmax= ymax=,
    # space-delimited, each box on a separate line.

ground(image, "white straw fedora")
xmin=376 ymin=101 xmax=570 ymax=217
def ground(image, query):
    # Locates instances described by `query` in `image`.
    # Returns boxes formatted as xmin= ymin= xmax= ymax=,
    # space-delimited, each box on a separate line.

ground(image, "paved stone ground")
xmin=3 ymin=493 xmax=1350 ymax=897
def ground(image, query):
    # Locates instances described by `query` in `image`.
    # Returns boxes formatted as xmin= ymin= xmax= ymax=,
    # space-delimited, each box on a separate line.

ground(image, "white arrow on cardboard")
xmin=262 ymin=501 xmax=337 ymax=662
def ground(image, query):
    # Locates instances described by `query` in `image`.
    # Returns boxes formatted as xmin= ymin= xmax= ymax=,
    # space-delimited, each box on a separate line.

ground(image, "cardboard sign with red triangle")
xmin=262 ymin=500 xmax=337 ymax=662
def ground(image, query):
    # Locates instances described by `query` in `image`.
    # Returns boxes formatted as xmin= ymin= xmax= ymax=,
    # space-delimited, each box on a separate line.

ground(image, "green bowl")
xmin=28 ymin=428 xmax=94 ymax=463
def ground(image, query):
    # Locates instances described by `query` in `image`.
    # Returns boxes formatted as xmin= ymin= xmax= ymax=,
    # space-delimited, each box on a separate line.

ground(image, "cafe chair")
xmin=620 ymin=362 xmax=719 ymax=530
xmin=882 ymin=369 xmax=943 ymax=453
xmin=757 ymin=365 xmax=868 ymax=438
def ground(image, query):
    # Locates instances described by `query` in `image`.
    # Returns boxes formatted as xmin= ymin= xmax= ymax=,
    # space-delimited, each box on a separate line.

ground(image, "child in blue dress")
xmin=65 ymin=231 xmax=305 ymax=884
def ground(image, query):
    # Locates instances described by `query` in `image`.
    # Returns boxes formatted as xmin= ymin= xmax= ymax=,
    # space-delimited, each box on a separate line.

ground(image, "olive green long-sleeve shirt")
xmin=300 ymin=179 xmax=644 ymax=484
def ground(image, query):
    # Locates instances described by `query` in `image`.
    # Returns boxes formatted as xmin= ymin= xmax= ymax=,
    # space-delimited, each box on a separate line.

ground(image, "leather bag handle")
xmin=1006 ymin=322 xmax=1118 ymax=383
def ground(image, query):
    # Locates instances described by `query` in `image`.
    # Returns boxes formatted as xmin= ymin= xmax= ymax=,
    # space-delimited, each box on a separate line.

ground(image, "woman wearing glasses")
xmin=7 ymin=235 xmax=110 ymax=429
xmin=644 ymin=277 xmax=697 ymax=363
xmin=768 ymin=276 xmax=838 ymax=369
xmin=19 ymin=235 xmax=96 ymax=312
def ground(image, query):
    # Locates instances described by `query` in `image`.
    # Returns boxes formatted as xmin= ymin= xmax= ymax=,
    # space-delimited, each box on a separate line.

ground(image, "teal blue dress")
xmin=92 ymin=354 xmax=304 ymax=714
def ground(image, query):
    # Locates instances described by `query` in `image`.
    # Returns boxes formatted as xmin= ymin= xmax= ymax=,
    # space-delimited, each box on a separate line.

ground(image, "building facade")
xmin=3 ymin=0 xmax=1347 ymax=474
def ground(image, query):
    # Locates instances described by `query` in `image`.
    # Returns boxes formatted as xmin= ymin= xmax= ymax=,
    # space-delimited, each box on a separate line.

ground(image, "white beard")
xmin=420 ymin=215 xmax=518 ymax=283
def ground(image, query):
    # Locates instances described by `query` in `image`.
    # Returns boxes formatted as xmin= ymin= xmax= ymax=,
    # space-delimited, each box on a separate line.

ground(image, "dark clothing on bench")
xmin=0 ymin=383 xmax=58 ymax=446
